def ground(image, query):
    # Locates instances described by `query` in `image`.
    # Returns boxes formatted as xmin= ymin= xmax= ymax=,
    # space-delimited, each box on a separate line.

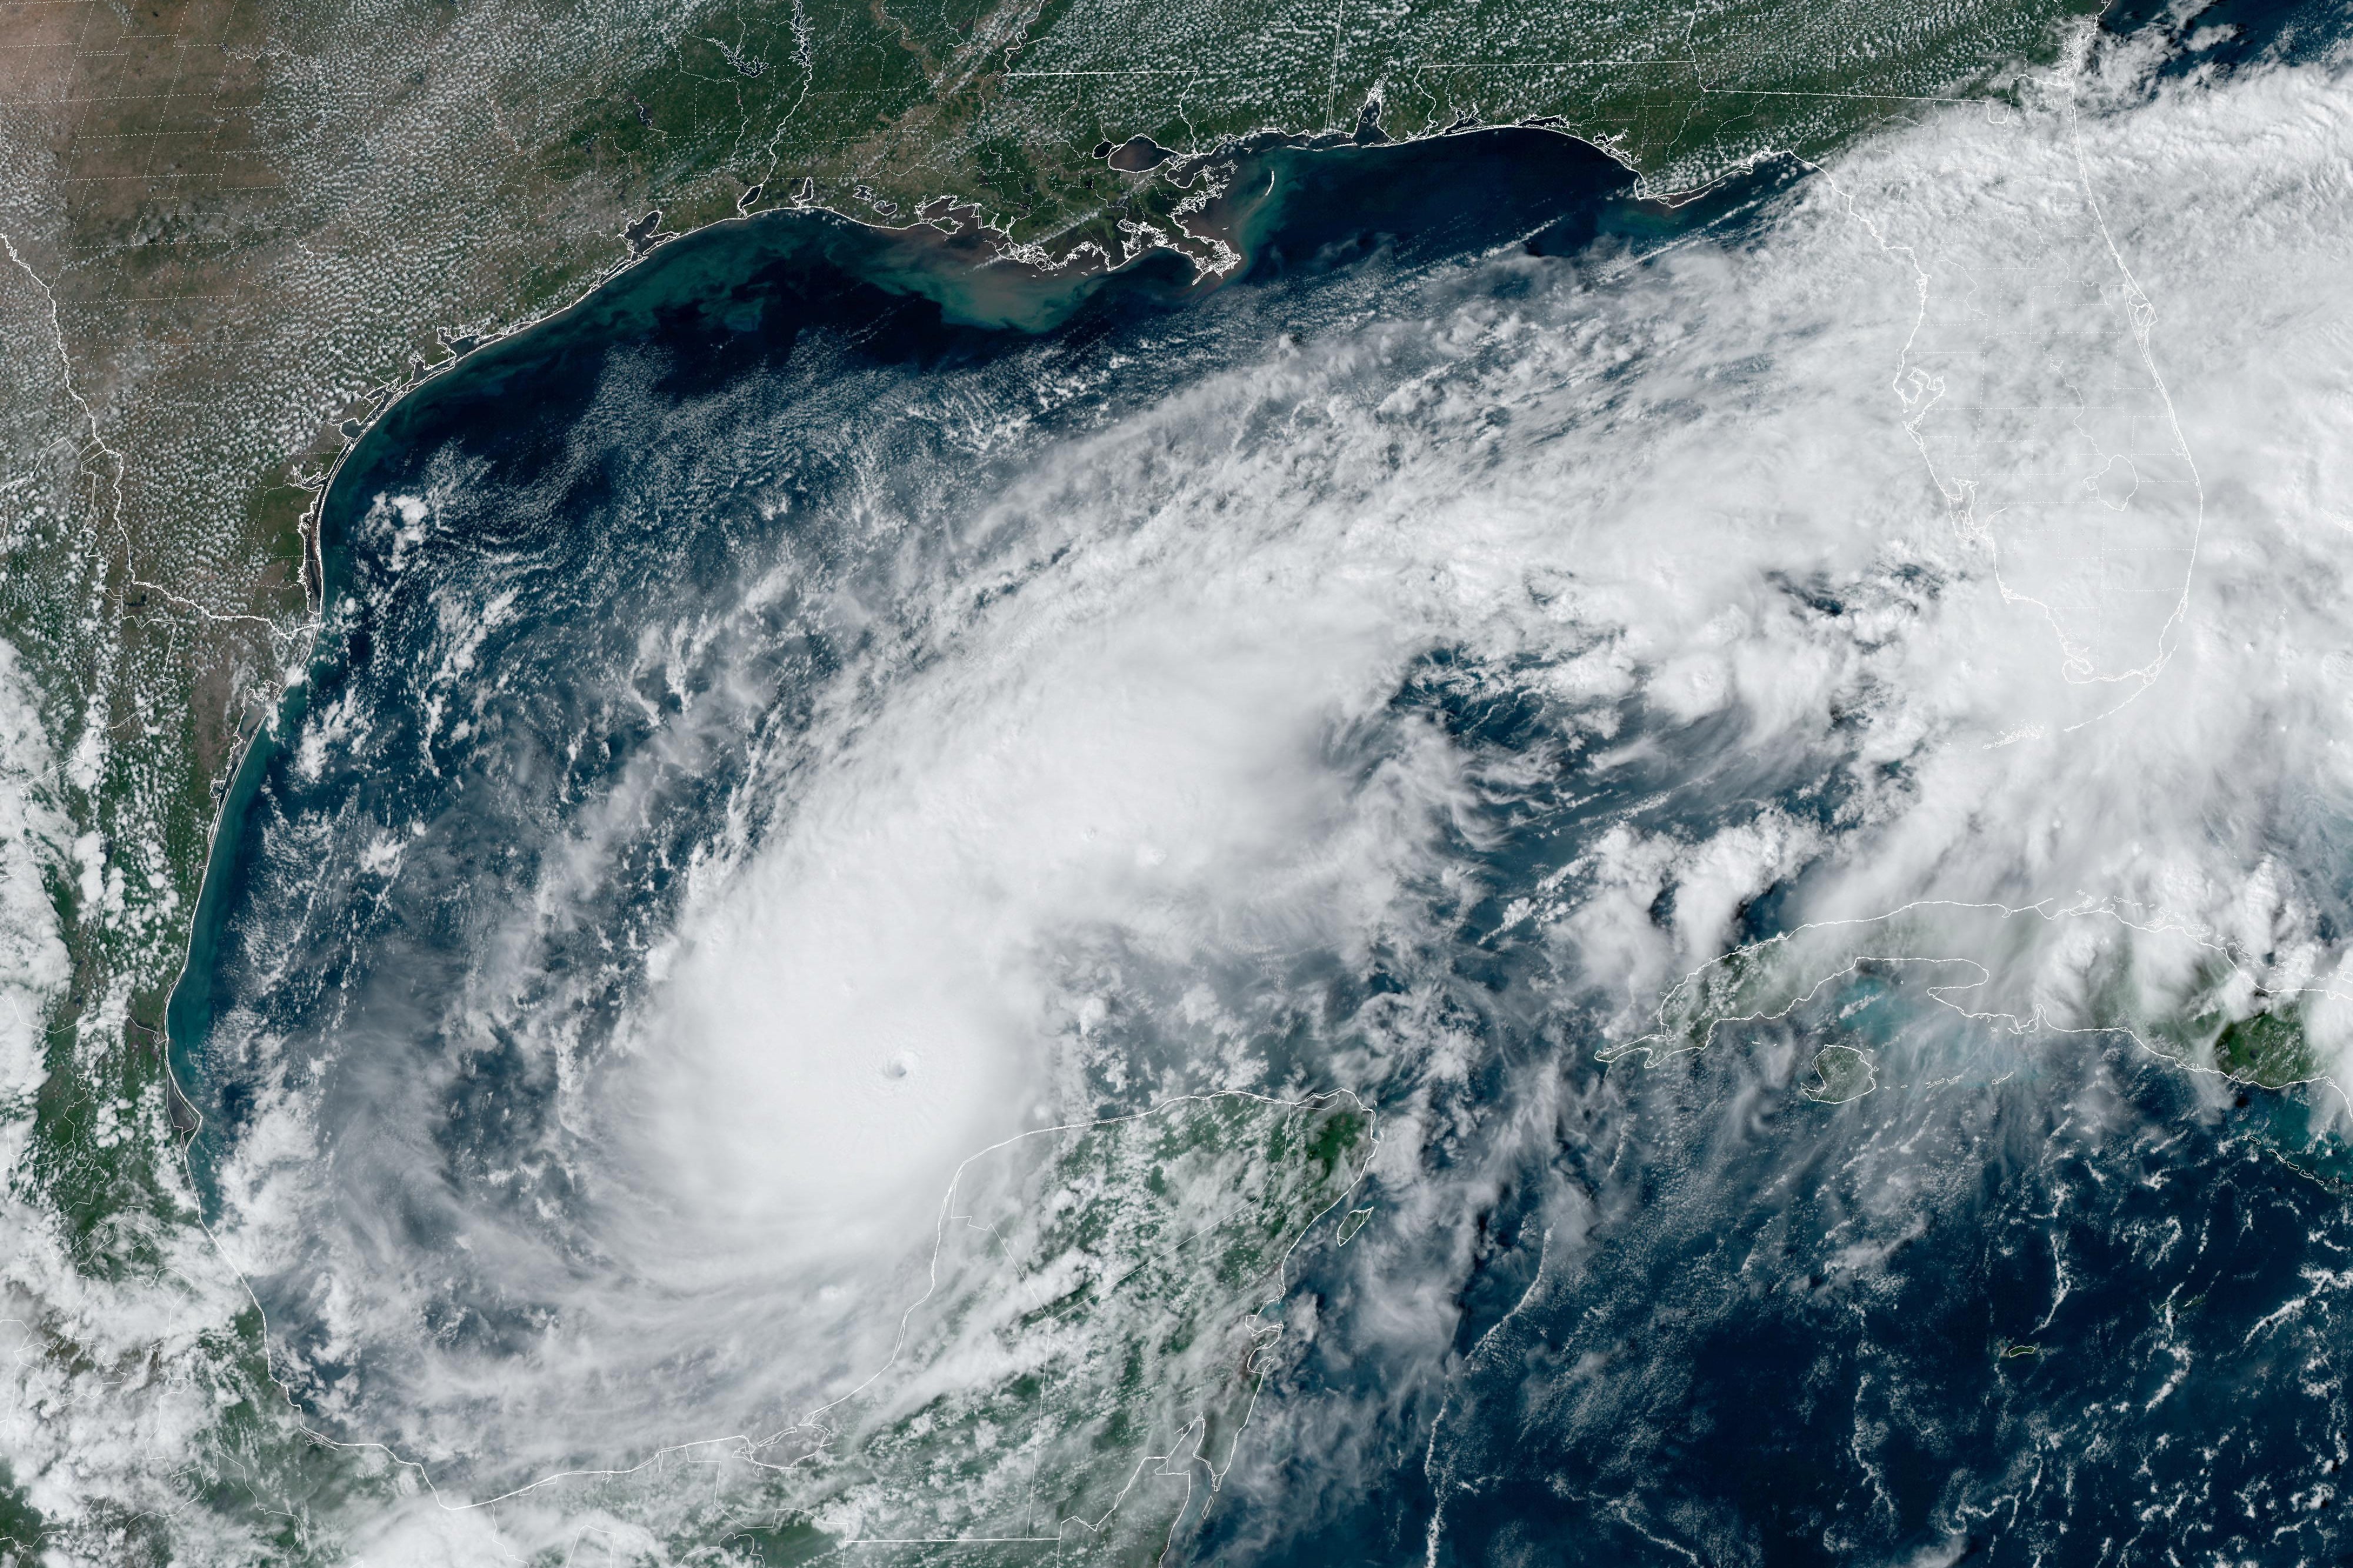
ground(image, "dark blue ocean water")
xmin=165 ymin=104 xmax=2353 ymax=1566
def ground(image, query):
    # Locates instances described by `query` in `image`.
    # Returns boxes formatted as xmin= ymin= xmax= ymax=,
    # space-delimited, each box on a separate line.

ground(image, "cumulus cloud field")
xmin=11 ymin=27 xmax=2353 ymax=1563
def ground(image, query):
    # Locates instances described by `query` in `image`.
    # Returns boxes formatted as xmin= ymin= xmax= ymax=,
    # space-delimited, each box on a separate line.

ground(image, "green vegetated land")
xmin=455 ymin=1094 xmax=1374 ymax=1562
xmin=1 ymin=0 xmax=2110 ymax=1032
xmin=611 ymin=0 xmax=2107 ymax=261
xmin=2211 ymin=1009 xmax=2318 ymax=1088
xmin=0 ymin=0 xmax=2101 ymax=1553
xmin=1608 ymin=906 xmax=2328 ymax=1093
xmin=786 ymin=1093 xmax=1373 ymax=1562
xmin=6 ymin=0 xmax=2112 ymax=1149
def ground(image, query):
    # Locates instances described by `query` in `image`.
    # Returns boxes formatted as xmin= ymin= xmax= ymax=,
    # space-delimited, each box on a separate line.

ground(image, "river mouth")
xmin=163 ymin=123 xmax=1722 ymax=1222
xmin=163 ymin=123 xmax=1718 ymax=1494
xmin=157 ymin=65 xmax=2353 ymax=1567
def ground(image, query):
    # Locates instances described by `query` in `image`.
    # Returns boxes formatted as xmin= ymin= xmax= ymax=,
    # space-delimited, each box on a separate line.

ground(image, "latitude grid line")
xmin=41 ymin=0 xmax=279 ymax=312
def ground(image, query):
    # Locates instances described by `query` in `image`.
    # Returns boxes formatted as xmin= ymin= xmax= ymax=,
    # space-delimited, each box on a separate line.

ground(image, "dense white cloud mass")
xmin=632 ymin=584 xmax=1410 ymax=1260
xmin=0 ymin=642 xmax=273 ymax=1563
xmin=1771 ymin=61 xmax=2353 ymax=1030
xmin=0 ymin=639 xmax=66 ymax=1133
xmin=155 ymin=36 xmax=2353 ymax=1560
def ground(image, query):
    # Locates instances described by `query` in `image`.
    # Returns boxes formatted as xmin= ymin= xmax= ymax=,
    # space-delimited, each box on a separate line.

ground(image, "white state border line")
xmin=151 ymin=35 xmax=2212 ymax=1556
xmin=1603 ymin=895 xmax=2353 ymax=1107
xmin=174 ymin=1086 xmax=1377 ymax=1560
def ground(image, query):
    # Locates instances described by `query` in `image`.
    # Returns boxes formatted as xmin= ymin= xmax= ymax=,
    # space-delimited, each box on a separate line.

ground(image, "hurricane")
xmin=132 ymin=25 xmax=2353 ymax=1564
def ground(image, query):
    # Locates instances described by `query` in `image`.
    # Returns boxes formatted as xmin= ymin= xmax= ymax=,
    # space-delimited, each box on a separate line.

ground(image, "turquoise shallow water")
xmin=164 ymin=125 xmax=1705 ymax=1177
xmin=160 ymin=110 xmax=2353 ymax=1566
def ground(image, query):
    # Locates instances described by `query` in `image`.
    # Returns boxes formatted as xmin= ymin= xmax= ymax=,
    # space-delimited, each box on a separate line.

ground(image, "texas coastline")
xmin=158 ymin=123 xmax=1787 ymax=1196
xmin=148 ymin=0 xmax=2287 ymax=1173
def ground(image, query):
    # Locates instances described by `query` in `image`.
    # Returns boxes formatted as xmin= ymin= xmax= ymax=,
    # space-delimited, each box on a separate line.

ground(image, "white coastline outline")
xmin=129 ymin=22 xmax=2251 ymax=1561
xmin=159 ymin=1083 xmax=1377 ymax=1559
